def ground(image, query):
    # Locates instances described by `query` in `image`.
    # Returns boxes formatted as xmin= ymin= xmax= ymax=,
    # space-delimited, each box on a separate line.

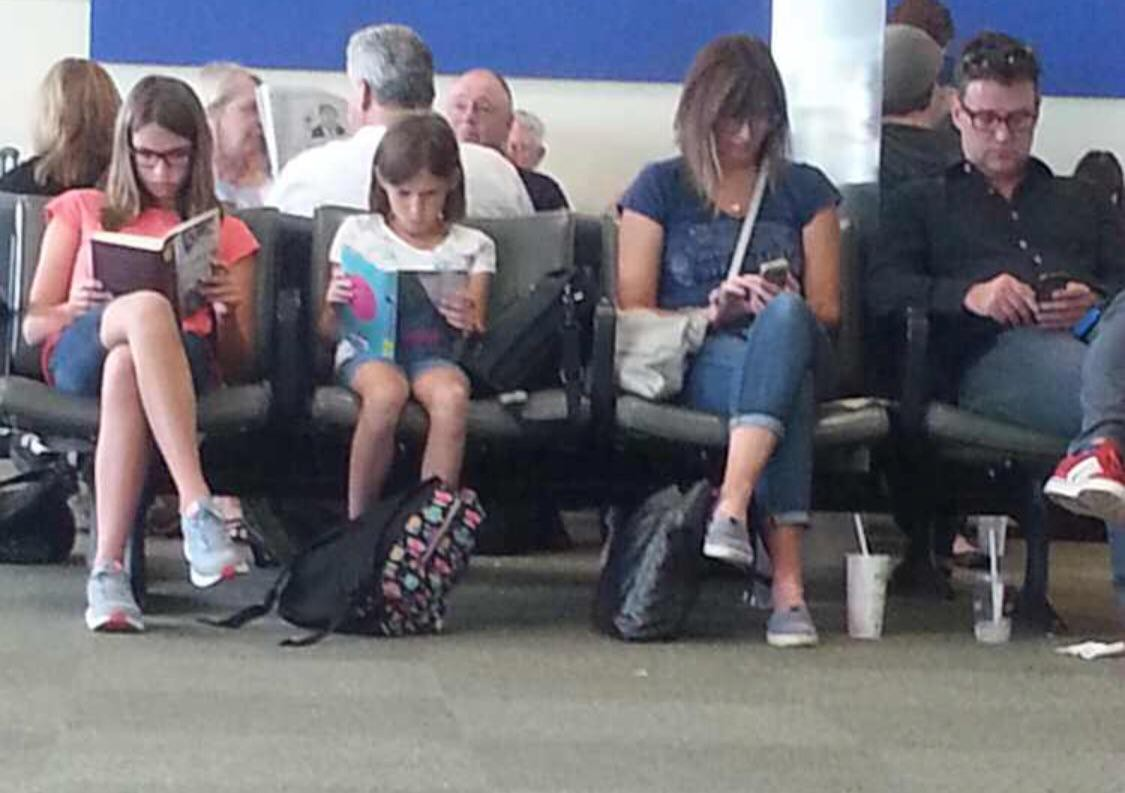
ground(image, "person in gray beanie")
xmin=880 ymin=24 xmax=961 ymax=191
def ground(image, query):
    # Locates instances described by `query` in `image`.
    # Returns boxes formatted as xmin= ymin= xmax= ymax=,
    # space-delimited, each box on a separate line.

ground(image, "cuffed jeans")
xmin=681 ymin=294 xmax=833 ymax=526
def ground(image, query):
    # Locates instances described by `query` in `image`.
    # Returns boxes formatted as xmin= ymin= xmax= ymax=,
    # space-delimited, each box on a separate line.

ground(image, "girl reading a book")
xmin=320 ymin=113 xmax=495 ymax=519
xmin=23 ymin=76 xmax=259 ymax=632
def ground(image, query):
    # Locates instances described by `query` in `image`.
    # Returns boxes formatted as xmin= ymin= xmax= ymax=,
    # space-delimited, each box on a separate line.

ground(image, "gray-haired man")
xmin=268 ymin=24 xmax=532 ymax=218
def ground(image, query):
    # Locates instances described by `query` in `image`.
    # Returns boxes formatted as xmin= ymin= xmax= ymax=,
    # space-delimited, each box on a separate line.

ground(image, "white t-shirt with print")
xmin=329 ymin=213 xmax=496 ymax=275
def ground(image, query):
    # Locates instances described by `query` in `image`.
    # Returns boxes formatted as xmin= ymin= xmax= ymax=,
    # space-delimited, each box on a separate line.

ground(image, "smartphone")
xmin=1035 ymin=271 xmax=1073 ymax=301
xmin=758 ymin=258 xmax=790 ymax=287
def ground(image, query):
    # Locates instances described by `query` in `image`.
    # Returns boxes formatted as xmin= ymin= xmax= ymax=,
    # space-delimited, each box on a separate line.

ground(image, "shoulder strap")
xmin=726 ymin=164 xmax=771 ymax=280
xmin=559 ymin=276 xmax=583 ymax=425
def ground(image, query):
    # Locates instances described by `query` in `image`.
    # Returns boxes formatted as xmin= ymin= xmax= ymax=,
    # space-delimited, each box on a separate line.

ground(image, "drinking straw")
xmin=852 ymin=513 xmax=870 ymax=556
xmin=989 ymin=529 xmax=1002 ymax=625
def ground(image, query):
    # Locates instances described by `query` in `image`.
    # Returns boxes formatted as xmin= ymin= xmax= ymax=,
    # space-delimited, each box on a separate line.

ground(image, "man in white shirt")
xmin=267 ymin=24 xmax=533 ymax=219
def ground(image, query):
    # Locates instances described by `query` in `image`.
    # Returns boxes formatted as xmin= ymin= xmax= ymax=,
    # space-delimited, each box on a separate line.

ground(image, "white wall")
xmin=3 ymin=0 xmax=1123 ymax=212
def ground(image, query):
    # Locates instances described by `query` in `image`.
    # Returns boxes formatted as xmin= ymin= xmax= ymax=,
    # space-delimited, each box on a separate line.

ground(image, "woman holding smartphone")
xmin=617 ymin=35 xmax=841 ymax=647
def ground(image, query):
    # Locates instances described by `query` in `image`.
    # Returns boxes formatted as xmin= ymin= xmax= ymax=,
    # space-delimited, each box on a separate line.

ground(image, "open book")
xmin=90 ymin=208 xmax=219 ymax=315
xmin=256 ymin=84 xmax=350 ymax=177
xmin=337 ymin=246 xmax=466 ymax=365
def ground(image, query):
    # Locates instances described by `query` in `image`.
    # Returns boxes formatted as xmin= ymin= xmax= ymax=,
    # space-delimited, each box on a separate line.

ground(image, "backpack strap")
xmin=202 ymin=564 xmax=292 ymax=629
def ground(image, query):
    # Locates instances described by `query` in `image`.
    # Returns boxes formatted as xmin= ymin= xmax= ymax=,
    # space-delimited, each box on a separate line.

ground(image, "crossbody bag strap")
xmin=725 ymin=164 xmax=770 ymax=281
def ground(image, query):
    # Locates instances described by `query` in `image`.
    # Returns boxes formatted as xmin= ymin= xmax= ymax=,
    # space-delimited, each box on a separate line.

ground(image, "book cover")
xmin=91 ymin=208 xmax=220 ymax=314
xmin=256 ymin=84 xmax=350 ymax=177
xmin=339 ymin=245 xmax=397 ymax=362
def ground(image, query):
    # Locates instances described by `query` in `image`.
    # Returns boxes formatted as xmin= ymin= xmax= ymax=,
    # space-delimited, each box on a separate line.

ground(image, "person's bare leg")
xmin=767 ymin=524 xmax=806 ymax=610
xmin=714 ymin=425 xmax=778 ymax=520
xmin=347 ymin=361 xmax=410 ymax=519
xmin=411 ymin=367 xmax=470 ymax=487
xmin=98 ymin=292 xmax=207 ymax=508
xmin=92 ymin=347 xmax=152 ymax=566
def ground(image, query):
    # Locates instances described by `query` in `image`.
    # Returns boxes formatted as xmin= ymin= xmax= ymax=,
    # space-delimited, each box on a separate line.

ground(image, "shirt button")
xmin=1011 ymin=210 xmax=1020 ymax=221
xmin=1033 ymin=254 xmax=1043 ymax=265
xmin=1018 ymin=239 xmax=1029 ymax=250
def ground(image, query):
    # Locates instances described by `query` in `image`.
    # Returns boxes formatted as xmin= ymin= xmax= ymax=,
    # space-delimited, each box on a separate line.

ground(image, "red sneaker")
xmin=1044 ymin=440 xmax=1125 ymax=523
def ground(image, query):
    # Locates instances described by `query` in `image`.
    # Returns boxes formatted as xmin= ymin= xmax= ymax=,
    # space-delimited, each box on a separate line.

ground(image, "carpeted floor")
xmin=1 ymin=511 xmax=1122 ymax=793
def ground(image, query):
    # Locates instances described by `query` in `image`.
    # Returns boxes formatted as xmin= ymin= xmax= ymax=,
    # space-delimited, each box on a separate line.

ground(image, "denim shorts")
xmin=48 ymin=307 xmax=216 ymax=397
xmin=337 ymin=351 xmax=462 ymax=389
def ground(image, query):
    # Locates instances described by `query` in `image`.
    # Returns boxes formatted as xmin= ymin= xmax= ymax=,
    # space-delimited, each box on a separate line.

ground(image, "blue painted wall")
xmin=91 ymin=0 xmax=1125 ymax=97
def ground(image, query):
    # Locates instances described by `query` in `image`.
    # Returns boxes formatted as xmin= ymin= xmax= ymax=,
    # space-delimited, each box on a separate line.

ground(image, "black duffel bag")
xmin=594 ymin=480 xmax=714 ymax=641
xmin=0 ymin=462 xmax=78 ymax=564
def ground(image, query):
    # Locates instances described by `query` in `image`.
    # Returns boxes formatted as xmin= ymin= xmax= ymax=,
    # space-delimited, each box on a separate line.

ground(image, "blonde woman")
xmin=198 ymin=62 xmax=271 ymax=208
xmin=0 ymin=58 xmax=120 ymax=196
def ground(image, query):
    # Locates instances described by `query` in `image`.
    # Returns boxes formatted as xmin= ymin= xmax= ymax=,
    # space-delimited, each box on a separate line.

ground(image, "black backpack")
xmin=211 ymin=479 xmax=484 ymax=646
xmin=458 ymin=268 xmax=588 ymax=419
xmin=0 ymin=462 xmax=78 ymax=564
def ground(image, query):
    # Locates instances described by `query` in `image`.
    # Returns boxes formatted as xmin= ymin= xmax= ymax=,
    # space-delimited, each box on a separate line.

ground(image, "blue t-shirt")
xmin=620 ymin=157 xmax=840 ymax=310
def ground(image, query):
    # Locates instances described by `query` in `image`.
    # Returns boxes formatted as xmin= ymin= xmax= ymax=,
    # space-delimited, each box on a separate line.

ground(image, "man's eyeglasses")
xmin=131 ymin=145 xmax=193 ymax=170
xmin=960 ymin=105 xmax=1038 ymax=134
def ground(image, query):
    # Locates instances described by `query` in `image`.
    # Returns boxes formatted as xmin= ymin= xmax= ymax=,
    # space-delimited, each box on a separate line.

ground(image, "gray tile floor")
xmin=2 ymin=512 xmax=1123 ymax=793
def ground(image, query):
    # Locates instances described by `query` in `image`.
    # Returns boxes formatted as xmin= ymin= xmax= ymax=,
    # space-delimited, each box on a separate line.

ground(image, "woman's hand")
xmin=64 ymin=278 xmax=111 ymax=320
xmin=706 ymin=274 xmax=784 ymax=327
xmin=439 ymin=291 xmax=479 ymax=334
xmin=198 ymin=263 xmax=247 ymax=318
xmin=324 ymin=266 xmax=355 ymax=306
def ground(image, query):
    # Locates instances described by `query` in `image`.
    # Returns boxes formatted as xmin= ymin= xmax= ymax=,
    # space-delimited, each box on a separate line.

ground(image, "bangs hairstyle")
xmin=102 ymin=76 xmax=218 ymax=230
xmin=675 ymin=35 xmax=790 ymax=206
xmin=33 ymin=58 xmax=121 ymax=191
xmin=369 ymin=113 xmax=466 ymax=222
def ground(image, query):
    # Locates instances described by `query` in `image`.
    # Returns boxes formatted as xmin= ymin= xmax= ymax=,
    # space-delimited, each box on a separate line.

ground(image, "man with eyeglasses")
xmin=868 ymin=32 xmax=1125 ymax=629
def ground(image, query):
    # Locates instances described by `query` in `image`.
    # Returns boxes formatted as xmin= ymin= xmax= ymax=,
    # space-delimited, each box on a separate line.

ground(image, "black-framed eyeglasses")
xmin=130 ymin=145 xmax=193 ymax=170
xmin=960 ymin=104 xmax=1038 ymax=134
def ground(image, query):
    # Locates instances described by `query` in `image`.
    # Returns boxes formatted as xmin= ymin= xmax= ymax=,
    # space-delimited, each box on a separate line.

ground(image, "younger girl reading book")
xmin=319 ymin=113 xmax=495 ymax=519
xmin=23 ymin=76 xmax=258 ymax=632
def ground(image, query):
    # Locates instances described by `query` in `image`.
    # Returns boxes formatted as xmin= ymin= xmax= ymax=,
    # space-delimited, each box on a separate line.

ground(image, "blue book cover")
xmin=339 ymin=245 xmax=397 ymax=361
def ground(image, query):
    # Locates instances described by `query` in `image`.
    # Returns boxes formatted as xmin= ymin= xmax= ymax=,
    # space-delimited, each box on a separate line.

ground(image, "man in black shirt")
xmin=445 ymin=69 xmax=569 ymax=212
xmin=868 ymin=32 xmax=1125 ymax=617
xmin=870 ymin=32 xmax=1125 ymax=417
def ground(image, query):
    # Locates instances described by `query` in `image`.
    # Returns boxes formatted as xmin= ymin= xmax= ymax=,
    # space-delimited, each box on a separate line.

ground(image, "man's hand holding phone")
xmin=963 ymin=273 xmax=1037 ymax=326
xmin=1035 ymin=276 xmax=1098 ymax=331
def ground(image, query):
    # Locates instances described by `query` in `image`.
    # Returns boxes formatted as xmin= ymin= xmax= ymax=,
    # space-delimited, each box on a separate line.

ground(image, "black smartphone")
xmin=759 ymin=258 xmax=790 ymax=287
xmin=1035 ymin=271 xmax=1073 ymax=301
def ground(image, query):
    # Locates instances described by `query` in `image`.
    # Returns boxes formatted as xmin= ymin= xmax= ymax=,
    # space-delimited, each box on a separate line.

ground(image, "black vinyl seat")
xmin=0 ymin=193 xmax=279 ymax=440
xmin=596 ymin=183 xmax=893 ymax=509
xmin=306 ymin=207 xmax=590 ymax=445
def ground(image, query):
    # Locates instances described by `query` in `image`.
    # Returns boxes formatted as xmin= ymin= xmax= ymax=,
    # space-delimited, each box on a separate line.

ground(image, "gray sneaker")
xmin=702 ymin=514 xmax=755 ymax=569
xmin=181 ymin=498 xmax=249 ymax=588
xmin=85 ymin=562 xmax=144 ymax=633
xmin=766 ymin=604 xmax=819 ymax=648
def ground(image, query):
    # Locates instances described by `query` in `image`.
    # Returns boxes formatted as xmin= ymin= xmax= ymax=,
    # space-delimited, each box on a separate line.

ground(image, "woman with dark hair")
xmin=617 ymin=35 xmax=841 ymax=647
xmin=0 ymin=58 xmax=121 ymax=196
xmin=23 ymin=76 xmax=259 ymax=632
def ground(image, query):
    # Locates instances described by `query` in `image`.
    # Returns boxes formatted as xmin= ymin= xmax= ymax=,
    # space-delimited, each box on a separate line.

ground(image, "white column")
xmin=771 ymin=0 xmax=885 ymax=186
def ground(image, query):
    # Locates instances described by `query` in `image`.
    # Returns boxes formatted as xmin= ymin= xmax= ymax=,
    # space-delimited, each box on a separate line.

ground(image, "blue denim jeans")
xmin=681 ymin=293 xmax=833 ymax=526
xmin=958 ymin=326 xmax=1084 ymax=441
xmin=49 ymin=307 xmax=215 ymax=397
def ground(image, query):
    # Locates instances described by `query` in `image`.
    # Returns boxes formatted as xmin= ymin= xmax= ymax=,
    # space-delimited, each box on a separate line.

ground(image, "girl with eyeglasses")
xmin=23 ymin=76 xmax=259 ymax=633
